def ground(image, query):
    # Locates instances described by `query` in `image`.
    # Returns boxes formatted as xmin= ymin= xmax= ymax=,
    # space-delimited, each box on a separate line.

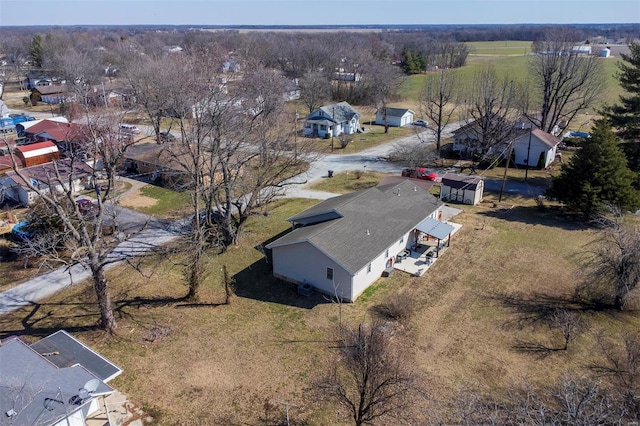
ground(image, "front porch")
xmin=393 ymin=221 xmax=462 ymax=277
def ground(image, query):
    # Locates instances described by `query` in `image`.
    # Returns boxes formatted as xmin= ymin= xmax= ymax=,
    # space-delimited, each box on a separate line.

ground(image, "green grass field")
xmin=398 ymin=46 xmax=623 ymax=111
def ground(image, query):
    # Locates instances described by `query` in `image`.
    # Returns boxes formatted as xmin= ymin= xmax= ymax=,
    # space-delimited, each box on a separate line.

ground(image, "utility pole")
xmin=525 ymin=127 xmax=532 ymax=181
xmin=275 ymin=401 xmax=298 ymax=426
xmin=499 ymin=141 xmax=514 ymax=203
xmin=331 ymin=106 xmax=335 ymax=152
xmin=293 ymin=110 xmax=299 ymax=159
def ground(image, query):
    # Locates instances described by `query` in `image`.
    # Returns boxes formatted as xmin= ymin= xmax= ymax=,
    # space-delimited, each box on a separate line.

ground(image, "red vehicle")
xmin=76 ymin=199 xmax=99 ymax=217
xmin=401 ymin=167 xmax=439 ymax=181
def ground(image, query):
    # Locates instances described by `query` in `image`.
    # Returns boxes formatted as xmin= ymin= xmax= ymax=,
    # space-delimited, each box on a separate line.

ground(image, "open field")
xmin=467 ymin=40 xmax=533 ymax=56
xmin=1 ymin=187 xmax=638 ymax=424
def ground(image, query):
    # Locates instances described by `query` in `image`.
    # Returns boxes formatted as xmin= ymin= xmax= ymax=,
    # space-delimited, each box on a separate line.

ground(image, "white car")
xmin=413 ymin=119 xmax=428 ymax=127
xmin=120 ymin=124 xmax=141 ymax=134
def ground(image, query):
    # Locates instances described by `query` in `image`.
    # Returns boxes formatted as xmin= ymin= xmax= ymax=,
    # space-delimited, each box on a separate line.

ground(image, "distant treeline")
xmin=1 ymin=23 xmax=638 ymax=42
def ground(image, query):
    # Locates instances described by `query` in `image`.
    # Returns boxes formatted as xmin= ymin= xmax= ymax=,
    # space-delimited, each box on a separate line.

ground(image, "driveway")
xmin=284 ymin=123 xmax=462 ymax=199
xmin=483 ymin=178 xmax=548 ymax=197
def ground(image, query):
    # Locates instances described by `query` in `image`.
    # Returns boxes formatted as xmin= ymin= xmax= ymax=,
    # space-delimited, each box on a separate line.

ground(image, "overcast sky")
xmin=1 ymin=0 xmax=638 ymax=26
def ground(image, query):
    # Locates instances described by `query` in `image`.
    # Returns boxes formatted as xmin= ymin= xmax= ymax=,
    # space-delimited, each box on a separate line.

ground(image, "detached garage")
xmin=440 ymin=173 xmax=484 ymax=205
xmin=375 ymin=107 xmax=414 ymax=127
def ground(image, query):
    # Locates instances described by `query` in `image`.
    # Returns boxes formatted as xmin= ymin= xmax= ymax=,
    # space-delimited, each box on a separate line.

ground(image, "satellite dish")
xmin=83 ymin=379 xmax=100 ymax=393
xmin=73 ymin=378 xmax=102 ymax=403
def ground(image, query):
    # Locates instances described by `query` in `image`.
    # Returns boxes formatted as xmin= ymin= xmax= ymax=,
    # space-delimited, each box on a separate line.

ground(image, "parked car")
xmin=76 ymin=198 xmax=98 ymax=217
xmin=120 ymin=124 xmax=141 ymax=135
xmin=401 ymin=167 xmax=439 ymax=181
xmin=157 ymin=131 xmax=176 ymax=143
xmin=412 ymin=119 xmax=428 ymax=127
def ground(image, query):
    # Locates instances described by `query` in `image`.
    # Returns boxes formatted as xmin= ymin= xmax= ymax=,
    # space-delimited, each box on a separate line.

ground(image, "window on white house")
xmin=367 ymin=263 xmax=372 ymax=273
xmin=327 ymin=267 xmax=333 ymax=281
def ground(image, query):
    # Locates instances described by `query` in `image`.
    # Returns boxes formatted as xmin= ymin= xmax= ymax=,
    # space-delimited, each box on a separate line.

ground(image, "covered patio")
xmin=393 ymin=220 xmax=461 ymax=277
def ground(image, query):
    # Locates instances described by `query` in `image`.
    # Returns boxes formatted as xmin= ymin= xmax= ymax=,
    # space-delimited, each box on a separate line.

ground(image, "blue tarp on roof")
xmin=415 ymin=217 xmax=454 ymax=240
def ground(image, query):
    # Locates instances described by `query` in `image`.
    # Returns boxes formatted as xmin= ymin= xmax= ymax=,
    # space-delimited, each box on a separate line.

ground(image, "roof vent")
xmin=413 ymin=186 xmax=417 ymax=191
xmin=366 ymin=229 xmax=370 ymax=236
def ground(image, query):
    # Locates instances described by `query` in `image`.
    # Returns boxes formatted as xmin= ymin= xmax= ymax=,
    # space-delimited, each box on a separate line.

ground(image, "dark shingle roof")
xmin=31 ymin=330 xmax=122 ymax=383
xmin=310 ymin=101 xmax=361 ymax=123
xmin=441 ymin=173 xmax=483 ymax=190
xmin=268 ymin=180 xmax=443 ymax=273
xmin=0 ymin=337 xmax=113 ymax=426
xmin=377 ymin=107 xmax=414 ymax=117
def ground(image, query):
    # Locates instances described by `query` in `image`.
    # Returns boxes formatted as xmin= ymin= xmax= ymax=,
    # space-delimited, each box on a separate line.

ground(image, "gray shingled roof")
xmin=31 ymin=330 xmax=123 ymax=383
xmin=530 ymin=128 xmax=561 ymax=148
xmin=377 ymin=107 xmax=414 ymax=117
xmin=0 ymin=337 xmax=113 ymax=426
xmin=441 ymin=173 xmax=483 ymax=190
xmin=268 ymin=180 xmax=443 ymax=274
xmin=314 ymin=101 xmax=361 ymax=123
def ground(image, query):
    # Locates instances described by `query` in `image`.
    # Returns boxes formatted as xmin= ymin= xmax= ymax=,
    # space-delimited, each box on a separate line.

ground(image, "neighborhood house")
xmin=0 ymin=330 xmax=122 ymax=426
xmin=1 ymin=159 xmax=94 ymax=205
xmin=303 ymin=101 xmax=362 ymax=138
xmin=511 ymin=129 xmax=561 ymax=169
xmin=375 ymin=107 xmax=415 ymax=127
xmin=267 ymin=180 xmax=453 ymax=301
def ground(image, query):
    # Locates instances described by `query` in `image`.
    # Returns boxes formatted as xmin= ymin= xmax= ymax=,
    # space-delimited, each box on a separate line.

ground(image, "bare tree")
xmin=421 ymin=69 xmax=460 ymax=154
xmin=299 ymin=70 xmax=331 ymax=114
xmin=124 ymin=54 xmax=178 ymax=142
xmin=3 ymin=91 xmax=138 ymax=333
xmin=550 ymin=308 xmax=585 ymax=350
xmin=317 ymin=321 xmax=417 ymax=426
xmin=462 ymin=66 xmax=519 ymax=159
xmin=581 ymin=223 xmax=640 ymax=310
xmin=590 ymin=331 xmax=640 ymax=419
xmin=361 ymin=61 xmax=402 ymax=133
xmin=525 ymin=28 xmax=604 ymax=134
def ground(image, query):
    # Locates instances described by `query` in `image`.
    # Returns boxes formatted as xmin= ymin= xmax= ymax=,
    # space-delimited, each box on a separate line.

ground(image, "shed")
xmin=512 ymin=129 xmax=560 ymax=169
xmin=440 ymin=173 xmax=484 ymax=205
xmin=375 ymin=107 xmax=415 ymax=127
xmin=15 ymin=140 xmax=60 ymax=167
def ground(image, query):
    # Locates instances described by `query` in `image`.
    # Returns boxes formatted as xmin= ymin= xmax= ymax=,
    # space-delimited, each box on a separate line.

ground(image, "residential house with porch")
xmin=266 ymin=180 xmax=456 ymax=301
xmin=303 ymin=101 xmax=362 ymax=138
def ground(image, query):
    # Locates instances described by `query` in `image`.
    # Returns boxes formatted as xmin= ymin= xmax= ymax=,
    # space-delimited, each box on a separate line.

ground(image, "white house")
xmin=375 ymin=107 xmax=415 ymax=127
xmin=0 ymin=331 xmax=122 ymax=426
xmin=440 ymin=173 xmax=484 ymax=205
xmin=303 ymin=101 xmax=362 ymax=138
xmin=266 ymin=180 xmax=452 ymax=301
xmin=512 ymin=129 xmax=561 ymax=169
xmin=1 ymin=160 xmax=94 ymax=205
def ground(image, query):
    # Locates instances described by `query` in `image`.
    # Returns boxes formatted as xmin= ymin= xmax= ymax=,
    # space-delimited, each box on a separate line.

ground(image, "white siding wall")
xmin=351 ymin=232 xmax=412 ymax=300
xmin=514 ymin=137 xmax=555 ymax=168
xmin=271 ymin=242 xmax=353 ymax=300
xmin=440 ymin=184 xmax=482 ymax=205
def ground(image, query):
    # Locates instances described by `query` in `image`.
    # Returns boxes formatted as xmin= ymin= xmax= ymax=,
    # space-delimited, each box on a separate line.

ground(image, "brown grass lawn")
xmin=2 ymin=193 xmax=639 ymax=423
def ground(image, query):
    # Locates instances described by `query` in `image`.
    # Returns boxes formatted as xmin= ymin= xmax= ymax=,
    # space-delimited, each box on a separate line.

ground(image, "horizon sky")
xmin=1 ymin=0 xmax=639 ymax=26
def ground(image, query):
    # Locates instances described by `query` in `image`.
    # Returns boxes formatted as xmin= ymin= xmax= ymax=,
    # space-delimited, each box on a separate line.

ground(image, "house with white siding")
xmin=266 ymin=180 xmax=448 ymax=301
xmin=375 ymin=107 xmax=415 ymax=127
xmin=303 ymin=101 xmax=362 ymax=138
xmin=512 ymin=129 xmax=561 ymax=169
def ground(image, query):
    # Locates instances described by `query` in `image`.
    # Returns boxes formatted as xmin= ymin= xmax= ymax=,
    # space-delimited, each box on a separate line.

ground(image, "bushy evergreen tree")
xmin=547 ymin=120 xmax=640 ymax=218
xmin=605 ymin=42 xmax=640 ymax=141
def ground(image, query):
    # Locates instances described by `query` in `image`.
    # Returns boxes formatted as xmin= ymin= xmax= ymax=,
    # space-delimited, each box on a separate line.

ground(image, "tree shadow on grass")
xmin=487 ymin=290 xmax=635 ymax=357
xmin=0 ymin=301 xmax=102 ymax=339
xmin=477 ymin=205 xmax=588 ymax=231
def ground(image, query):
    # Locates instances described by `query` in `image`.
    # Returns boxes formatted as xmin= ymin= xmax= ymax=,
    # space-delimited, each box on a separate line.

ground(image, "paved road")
xmin=0 ymin=123 xmax=461 ymax=315
xmin=284 ymin=123 xmax=461 ymax=199
xmin=483 ymin=178 xmax=548 ymax=197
